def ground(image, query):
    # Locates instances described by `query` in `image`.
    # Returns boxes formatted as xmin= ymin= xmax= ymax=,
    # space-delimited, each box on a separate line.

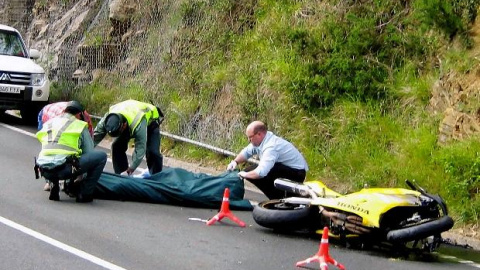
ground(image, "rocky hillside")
xmin=0 ymin=0 xmax=478 ymax=143
xmin=430 ymin=15 xmax=480 ymax=144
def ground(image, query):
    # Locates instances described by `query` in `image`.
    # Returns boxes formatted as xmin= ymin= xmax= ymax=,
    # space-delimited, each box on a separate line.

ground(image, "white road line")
xmin=0 ymin=121 xmax=114 ymax=165
xmin=464 ymin=262 xmax=480 ymax=268
xmin=1 ymin=120 xmax=127 ymax=269
xmin=0 ymin=216 xmax=127 ymax=270
xmin=0 ymin=122 xmax=36 ymax=138
xmin=3 ymin=112 xmax=479 ymax=268
xmin=440 ymin=255 xmax=456 ymax=259
xmin=439 ymin=254 xmax=480 ymax=268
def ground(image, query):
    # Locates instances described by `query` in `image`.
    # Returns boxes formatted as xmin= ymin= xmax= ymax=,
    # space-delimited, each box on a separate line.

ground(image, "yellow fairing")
xmin=310 ymin=185 xmax=422 ymax=227
xmin=304 ymin=180 xmax=342 ymax=198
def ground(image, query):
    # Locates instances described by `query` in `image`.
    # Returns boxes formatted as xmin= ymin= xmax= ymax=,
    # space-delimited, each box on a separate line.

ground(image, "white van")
xmin=0 ymin=24 xmax=49 ymax=123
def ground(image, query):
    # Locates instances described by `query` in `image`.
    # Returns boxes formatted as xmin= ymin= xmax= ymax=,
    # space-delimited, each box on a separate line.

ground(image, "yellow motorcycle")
xmin=252 ymin=179 xmax=454 ymax=252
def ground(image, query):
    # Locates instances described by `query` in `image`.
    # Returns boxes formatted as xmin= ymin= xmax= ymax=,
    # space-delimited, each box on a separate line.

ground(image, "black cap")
xmin=105 ymin=113 xmax=124 ymax=137
xmin=65 ymin=100 xmax=84 ymax=115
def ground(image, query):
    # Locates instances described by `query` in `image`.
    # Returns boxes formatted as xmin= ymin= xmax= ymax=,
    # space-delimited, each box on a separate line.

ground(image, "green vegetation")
xmin=50 ymin=0 xmax=480 ymax=225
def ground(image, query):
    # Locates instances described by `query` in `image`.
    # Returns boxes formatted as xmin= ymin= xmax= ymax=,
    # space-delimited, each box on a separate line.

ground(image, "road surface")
xmin=0 ymin=112 xmax=478 ymax=270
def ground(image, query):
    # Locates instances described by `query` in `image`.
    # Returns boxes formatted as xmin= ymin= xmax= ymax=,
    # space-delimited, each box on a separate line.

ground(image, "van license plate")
xmin=0 ymin=86 xmax=22 ymax=94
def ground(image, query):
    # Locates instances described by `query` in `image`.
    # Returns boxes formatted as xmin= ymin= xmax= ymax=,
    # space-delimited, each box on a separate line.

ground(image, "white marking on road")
xmin=3 ymin=112 xmax=479 ymax=268
xmin=459 ymin=260 xmax=474 ymax=264
xmin=0 ymin=216 xmax=127 ymax=270
xmin=188 ymin=217 xmax=208 ymax=223
xmin=440 ymin=255 xmax=456 ymax=259
xmin=439 ymin=254 xmax=480 ymax=268
xmin=0 ymin=121 xmax=115 ymax=164
xmin=0 ymin=122 xmax=36 ymax=138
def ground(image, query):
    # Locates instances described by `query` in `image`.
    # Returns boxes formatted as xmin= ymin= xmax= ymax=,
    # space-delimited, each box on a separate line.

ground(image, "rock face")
xmin=108 ymin=0 xmax=135 ymax=38
xmin=0 ymin=0 xmax=34 ymax=35
xmin=428 ymin=16 xmax=480 ymax=145
xmin=0 ymin=0 xmax=138 ymax=82
xmin=430 ymin=71 xmax=480 ymax=144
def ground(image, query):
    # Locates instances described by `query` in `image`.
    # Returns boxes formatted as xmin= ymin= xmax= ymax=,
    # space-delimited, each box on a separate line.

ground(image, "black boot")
xmin=49 ymin=181 xmax=60 ymax=201
xmin=64 ymin=178 xmax=81 ymax=198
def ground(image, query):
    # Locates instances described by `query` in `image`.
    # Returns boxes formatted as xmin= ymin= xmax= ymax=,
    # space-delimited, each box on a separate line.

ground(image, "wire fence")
xmin=89 ymin=113 xmax=261 ymax=164
xmin=0 ymin=0 xmax=252 ymax=161
xmin=88 ymin=113 xmax=237 ymax=158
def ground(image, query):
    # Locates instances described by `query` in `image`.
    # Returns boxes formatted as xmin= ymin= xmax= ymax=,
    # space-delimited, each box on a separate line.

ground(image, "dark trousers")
xmin=42 ymin=150 xmax=107 ymax=197
xmin=245 ymin=163 xmax=306 ymax=200
xmin=111 ymin=122 xmax=163 ymax=174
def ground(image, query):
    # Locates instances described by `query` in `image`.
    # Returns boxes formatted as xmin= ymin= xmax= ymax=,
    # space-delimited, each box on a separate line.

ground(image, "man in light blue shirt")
xmin=227 ymin=121 xmax=309 ymax=199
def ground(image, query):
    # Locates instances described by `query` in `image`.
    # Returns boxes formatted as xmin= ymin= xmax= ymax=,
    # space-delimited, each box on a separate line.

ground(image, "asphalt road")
xmin=0 ymin=112 xmax=478 ymax=270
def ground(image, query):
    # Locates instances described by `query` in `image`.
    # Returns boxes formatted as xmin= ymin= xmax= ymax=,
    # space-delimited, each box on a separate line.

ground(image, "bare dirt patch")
xmin=443 ymin=224 xmax=480 ymax=250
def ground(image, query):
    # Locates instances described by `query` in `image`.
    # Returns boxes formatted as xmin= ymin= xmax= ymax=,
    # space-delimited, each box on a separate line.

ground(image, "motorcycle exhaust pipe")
xmin=320 ymin=207 xmax=371 ymax=235
xmin=274 ymin=178 xmax=312 ymax=197
xmin=344 ymin=222 xmax=372 ymax=235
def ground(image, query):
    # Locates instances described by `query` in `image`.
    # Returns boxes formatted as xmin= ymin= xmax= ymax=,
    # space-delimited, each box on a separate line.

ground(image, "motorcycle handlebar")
xmin=405 ymin=179 xmax=427 ymax=193
xmin=405 ymin=179 xmax=417 ymax=191
xmin=406 ymin=179 xmax=449 ymax=215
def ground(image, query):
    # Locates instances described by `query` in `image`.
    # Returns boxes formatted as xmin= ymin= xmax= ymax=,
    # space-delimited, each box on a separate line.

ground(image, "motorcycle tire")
xmin=252 ymin=199 xmax=318 ymax=231
xmin=386 ymin=215 xmax=454 ymax=242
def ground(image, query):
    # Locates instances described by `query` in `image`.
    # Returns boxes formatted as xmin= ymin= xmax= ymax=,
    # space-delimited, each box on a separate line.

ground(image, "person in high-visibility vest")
xmin=93 ymin=99 xmax=164 ymax=176
xmin=38 ymin=101 xmax=94 ymax=137
xmin=36 ymin=101 xmax=107 ymax=203
xmin=37 ymin=101 xmax=95 ymax=192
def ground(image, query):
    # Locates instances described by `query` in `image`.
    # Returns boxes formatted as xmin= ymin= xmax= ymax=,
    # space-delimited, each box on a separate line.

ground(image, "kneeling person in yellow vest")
xmin=36 ymin=101 xmax=107 ymax=203
xmin=93 ymin=99 xmax=164 ymax=176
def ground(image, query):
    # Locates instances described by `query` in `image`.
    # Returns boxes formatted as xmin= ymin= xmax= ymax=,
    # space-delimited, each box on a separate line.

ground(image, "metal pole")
xmin=90 ymin=114 xmax=259 ymax=164
xmin=160 ymin=131 xmax=237 ymax=157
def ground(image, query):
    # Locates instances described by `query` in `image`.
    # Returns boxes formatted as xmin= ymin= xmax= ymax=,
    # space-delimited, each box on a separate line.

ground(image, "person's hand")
xmin=74 ymin=174 xmax=84 ymax=183
xmin=123 ymin=168 xmax=135 ymax=176
xmin=227 ymin=160 xmax=237 ymax=171
xmin=238 ymin=171 xmax=247 ymax=179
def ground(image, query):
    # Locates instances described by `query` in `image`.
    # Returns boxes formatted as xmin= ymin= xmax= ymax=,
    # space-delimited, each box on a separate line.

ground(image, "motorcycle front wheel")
xmin=252 ymin=199 xmax=320 ymax=231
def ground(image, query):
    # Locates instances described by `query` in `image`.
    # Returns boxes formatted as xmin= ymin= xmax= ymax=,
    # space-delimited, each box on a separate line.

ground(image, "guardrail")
xmin=90 ymin=114 xmax=259 ymax=164
xmin=90 ymin=114 xmax=236 ymax=157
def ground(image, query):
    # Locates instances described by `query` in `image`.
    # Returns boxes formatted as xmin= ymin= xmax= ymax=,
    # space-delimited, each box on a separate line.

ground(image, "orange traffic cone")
xmin=296 ymin=227 xmax=345 ymax=270
xmin=206 ymin=188 xmax=246 ymax=227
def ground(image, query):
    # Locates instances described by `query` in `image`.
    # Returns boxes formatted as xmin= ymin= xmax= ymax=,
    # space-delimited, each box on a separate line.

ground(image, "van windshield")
xmin=0 ymin=30 xmax=27 ymax=57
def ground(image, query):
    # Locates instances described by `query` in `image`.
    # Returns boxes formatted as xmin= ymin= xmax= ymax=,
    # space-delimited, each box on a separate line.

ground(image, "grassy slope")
xmin=57 ymin=0 xmax=479 ymax=225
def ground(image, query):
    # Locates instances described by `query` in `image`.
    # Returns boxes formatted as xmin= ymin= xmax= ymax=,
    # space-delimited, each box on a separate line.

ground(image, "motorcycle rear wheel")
xmin=253 ymin=199 xmax=319 ymax=231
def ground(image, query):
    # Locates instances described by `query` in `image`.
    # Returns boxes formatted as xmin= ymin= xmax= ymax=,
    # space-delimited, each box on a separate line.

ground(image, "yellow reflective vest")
xmin=36 ymin=115 xmax=87 ymax=157
xmin=108 ymin=100 xmax=159 ymax=135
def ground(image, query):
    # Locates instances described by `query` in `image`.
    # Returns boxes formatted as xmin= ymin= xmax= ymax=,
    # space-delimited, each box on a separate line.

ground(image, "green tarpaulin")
xmin=93 ymin=168 xmax=253 ymax=210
